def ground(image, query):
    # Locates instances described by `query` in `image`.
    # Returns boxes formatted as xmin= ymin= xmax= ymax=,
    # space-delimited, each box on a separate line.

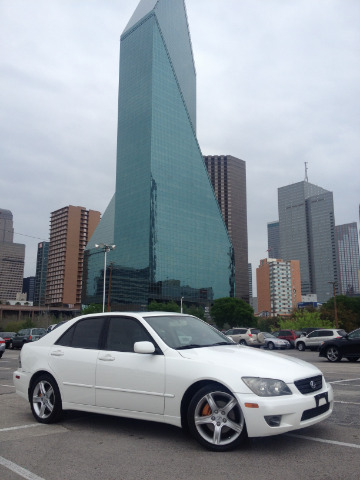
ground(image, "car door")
xmin=305 ymin=330 xmax=319 ymax=347
xmin=342 ymin=330 xmax=360 ymax=356
xmin=95 ymin=316 xmax=165 ymax=415
xmin=14 ymin=329 xmax=28 ymax=347
xmin=48 ymin=316 xmax=106 ymax=406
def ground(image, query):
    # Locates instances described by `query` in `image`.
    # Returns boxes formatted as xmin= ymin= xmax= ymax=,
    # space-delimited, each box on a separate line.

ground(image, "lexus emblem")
xmin=310 ymin=380 xmax=317 ymax=390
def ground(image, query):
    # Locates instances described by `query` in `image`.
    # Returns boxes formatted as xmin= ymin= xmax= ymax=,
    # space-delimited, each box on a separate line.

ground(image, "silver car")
xmin=0 ymin=337 xmax=5 ymax=358
xmin=258 ymin=332 xmax=290 ymax=350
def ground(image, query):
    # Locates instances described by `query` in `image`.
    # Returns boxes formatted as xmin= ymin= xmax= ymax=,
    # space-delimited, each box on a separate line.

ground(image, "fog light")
xmin=264 ymin=415 xmax=282 ymax=427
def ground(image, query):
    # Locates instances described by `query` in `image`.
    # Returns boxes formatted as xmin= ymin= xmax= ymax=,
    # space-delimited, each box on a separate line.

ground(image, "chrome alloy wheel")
xmin=326 ymin=346 xmax=342 ymax=362
xmin=193 ymin=391 xmax=245 ymax=447
xmin=32 ymin=379 xmax=55 ymax=419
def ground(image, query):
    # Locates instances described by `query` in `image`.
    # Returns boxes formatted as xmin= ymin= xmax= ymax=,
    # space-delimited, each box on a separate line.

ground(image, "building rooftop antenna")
xmin=304 ymin=162 xmax=309 ymax=182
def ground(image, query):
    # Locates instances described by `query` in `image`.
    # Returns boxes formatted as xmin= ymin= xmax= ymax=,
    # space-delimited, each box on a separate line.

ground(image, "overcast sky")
xmin=1 ymin=0 xmax=359 ymax=293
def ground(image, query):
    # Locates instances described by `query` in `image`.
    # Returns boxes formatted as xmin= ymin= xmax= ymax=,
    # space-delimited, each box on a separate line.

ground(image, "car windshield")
xmin=144 ymin=315 xmax=233 ymax=350
xmin=264 ymin=333 xmax=275 ymax=338
xmin=32 ymin=329 xmax=45 ymax=335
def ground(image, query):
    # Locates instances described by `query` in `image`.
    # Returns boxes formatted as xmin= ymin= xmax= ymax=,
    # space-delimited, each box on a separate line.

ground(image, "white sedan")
xmin=14 ymin=312 xmax=333 ymax=451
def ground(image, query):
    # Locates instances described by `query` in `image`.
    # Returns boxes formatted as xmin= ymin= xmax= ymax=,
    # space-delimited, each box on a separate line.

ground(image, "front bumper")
xmin=237 ymin=382 xmax=333 ymax=438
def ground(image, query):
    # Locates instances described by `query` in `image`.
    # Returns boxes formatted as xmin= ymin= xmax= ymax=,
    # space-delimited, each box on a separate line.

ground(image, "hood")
xmin=178 ymin=345 xmax=321 ymax=383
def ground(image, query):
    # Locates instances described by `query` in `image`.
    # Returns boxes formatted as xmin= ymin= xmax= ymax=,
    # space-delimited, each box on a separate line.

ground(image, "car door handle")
xmin=51 ymin=350 xmax=64 ymax=356
xmin=98 ymin=354 xmax=115 ymax=362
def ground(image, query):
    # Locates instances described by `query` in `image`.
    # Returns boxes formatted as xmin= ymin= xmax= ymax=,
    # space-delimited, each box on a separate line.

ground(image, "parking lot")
xmin=1 ymin=347 xmax=359 ymax=480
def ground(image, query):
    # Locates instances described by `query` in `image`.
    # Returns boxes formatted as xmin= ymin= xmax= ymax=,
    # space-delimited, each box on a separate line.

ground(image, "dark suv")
xmin=272 ymin=330 xmax=302 ymax=348
xmin=9 ymin=328 xmax=47 ymax=349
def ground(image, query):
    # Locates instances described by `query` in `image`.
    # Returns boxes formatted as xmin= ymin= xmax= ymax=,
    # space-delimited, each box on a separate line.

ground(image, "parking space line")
xmin=334 ymin=400 xmax=360 ymax=406
xmin=330 ymin=378 xmax=360 ymax=384
xmin=0 ymin=424 xmax=44 ymax=433
xmin=0 ymin=384 xmax=15 ymax=388
xmin=287 ymin=433 xmax=360 ymax=449
xmin=0 ymin=456 xmax=46 ymax=480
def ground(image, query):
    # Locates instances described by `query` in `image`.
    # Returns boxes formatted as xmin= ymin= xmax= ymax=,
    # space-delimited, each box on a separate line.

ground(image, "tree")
xmin=210 ymin=297 xmax=256 ymax=329
xmin=321 ymin=295 xmax=360 ymax=332
xmin=81 ymin=304 xmax=103 ymax=315
xmin=148 ymin=301 xmax=180 ymax=312
xmin=279 ymin=310 xmax=332 ymax=330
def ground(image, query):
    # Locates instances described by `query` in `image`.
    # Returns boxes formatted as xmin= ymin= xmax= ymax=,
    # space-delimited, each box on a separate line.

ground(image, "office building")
xmin=335 ymin=223 xmax=360 ymax=295
xmin=34 ymin=241 xmax=49 ymax=306
xmin=46 ymin=206 xmax=100 ymax=308
xmin=0 ymin=208 xmax=25 ymax=301
xmin=83 ymin=0 xmax=234 ymax=309
xmin=267 ymin=221 xmax=280 ymax=259
xmin=203 ymin=155 xmax=249 ymax=302
xmin=256 ymin=258 xmax=301 ymax=316
xmin=248 ymin=263 xmax=253 ymax=300
xmin=22 ymin=276 xmax=35 ymax=303
xmin=278 ymin=181 xmax=338 ymax=303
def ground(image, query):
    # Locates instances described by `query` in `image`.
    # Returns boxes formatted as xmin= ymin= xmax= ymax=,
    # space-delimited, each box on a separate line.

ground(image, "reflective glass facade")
xmin=278 ymin=181 xmax=338 ymax=302
xmin=335 ymin=223 xmax=360 ymax=295
xmin=83 ymin=0 xmax=234 ymax=308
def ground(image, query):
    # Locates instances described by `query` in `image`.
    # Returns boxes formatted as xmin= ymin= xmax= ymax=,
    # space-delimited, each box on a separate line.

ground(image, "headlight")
xmin=242 ymin=377 xmax=292 ymax=396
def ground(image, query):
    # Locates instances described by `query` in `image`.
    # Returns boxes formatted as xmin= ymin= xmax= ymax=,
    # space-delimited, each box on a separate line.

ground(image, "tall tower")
xmin=335 ymin=223 xmax=360 ymax=295
xmin=34 ymin=241 xmax=49 ymax=306
xmin=278 ymin=181 xmax=338 ymax=302
xmin=0 ymin=208 xmax=25 ymax=301
xmin=83 ymin=0 xmax=234 ymax=308
xmin=267 ymin=221 xmax=280 ymax=259
xmin=203 ymin=155 xmax=248 ymax=302
xmin=46 ymin=206 xmax=100 ymax=308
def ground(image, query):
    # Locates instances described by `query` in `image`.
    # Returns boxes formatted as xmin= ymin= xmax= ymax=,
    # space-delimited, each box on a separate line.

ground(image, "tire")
xmin=30 ymin=374 xmax=63 ymax=424
xmin=9 ymin=341 xmax=14 ymax=350
xmin=239 ymin=340 xmax=247 ymax=346
xmin=0 ymin=352 xmax=3 ymax=358
xmin=268 ymin=342 xmax=275 ymax=350
xmin=297 ymin=342 xmax=305 ymax=351
xmin=326 ymin=346 xmax=342 ymax=363
xmin=346 ymin=357 xmax=359 ymax=362
xmin=187 ymin=384 xmax=247 ymax=452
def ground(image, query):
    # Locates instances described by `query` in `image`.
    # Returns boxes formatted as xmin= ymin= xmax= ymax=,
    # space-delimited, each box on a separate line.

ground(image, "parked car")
xmin=0 ymin=331 xmax=16 ymax=348
xmin=272 ymin=330 xmax=302 ymax=347
xmin=295 ymin=329 xmax=347 ymax=351
xmin=225 ymin=327 xmax=261 ymax=346
xmin=14 ymin=312 xmax=333 ymax=451
xmin=0 ymin=337 xmax=5 ymax=358
xmin=319 ymin=328 xmax=360 ymax=362
xmin=9 ymin=328 xmax=47 ymax=349
xmin=257 ymin=332 xmax=291 ymax=350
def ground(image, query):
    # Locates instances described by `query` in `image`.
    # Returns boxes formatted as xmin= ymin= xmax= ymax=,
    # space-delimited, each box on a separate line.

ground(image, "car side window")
xmin=104 ymin=317 xmax=152 ymax=353
xmin=56 ymin=317 xmax=105 ymax=349
xmin=308 ymin=331 xmax=318 ymax=338
xmin=349 ymin=330 xmax=360 ymax=339
xmin=322 ymin=331 xmax=332 ymax=337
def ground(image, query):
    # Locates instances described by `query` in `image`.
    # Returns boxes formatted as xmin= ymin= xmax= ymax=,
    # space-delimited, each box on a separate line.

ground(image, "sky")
xmin=1 ymin=0 xmax=359 ymax=293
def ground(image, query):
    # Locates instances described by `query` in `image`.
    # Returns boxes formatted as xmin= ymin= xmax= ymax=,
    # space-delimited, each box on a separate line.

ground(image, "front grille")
xmin=294 ymin=375 xmax=322 ymax=394
xmin=301 ymin=403 xmax=330 ymax=421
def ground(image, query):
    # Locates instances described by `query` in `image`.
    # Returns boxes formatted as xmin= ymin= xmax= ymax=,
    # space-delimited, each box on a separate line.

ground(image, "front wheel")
xmin=187 ymin=384 xmax=247 ymax=451
xmin=326 ymin=346 xmax=342 ymax=362
xmin=267 ymin=342 xmax=275 ymax=350
xmin=30 ymin=374 xmax=62 ymax=424
xmin=297 ymin=342 xmax=305 ymax=351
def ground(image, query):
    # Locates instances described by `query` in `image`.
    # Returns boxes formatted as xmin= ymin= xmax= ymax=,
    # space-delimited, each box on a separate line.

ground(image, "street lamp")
xmin=95 ymin=243 xmax=116 ymax=312
xmin=328 ymin=281 xmax=338 ymax=328
xmin=180 ymin=297 xmax=184 ymax=314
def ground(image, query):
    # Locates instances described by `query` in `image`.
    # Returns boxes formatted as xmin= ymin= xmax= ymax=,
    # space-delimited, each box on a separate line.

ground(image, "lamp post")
xmin=180 ymin=296 xmax=184 ymax=314
xmin=328 ymin=281 xmax=338 ymax=328
xmin=95 ymin=243 xmax=116 ymax=312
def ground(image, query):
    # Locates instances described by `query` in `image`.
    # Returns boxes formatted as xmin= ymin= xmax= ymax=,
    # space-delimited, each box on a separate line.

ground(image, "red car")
xmin=272 ymin=330 xmax=302 ymax=348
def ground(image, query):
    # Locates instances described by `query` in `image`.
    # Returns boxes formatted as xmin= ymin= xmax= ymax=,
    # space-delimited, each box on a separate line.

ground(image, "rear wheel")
xmin=239 ymin=340 xmax=247 ymax=346
xmin=297 ymin=342 xmax=305 ymax=351
xmin=326 ymin=346 xmax=342 ymax=362
xmin=187 ymin=384 xmax=247 ymax=451
xmin=9 ymin=340 xmax=14 ymax=349
xmin=30 ymin=374 xmax=62 ymax=424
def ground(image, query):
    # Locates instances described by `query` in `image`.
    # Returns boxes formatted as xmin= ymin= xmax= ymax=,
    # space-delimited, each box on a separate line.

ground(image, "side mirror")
xmin=134 ymin=341 xmax=155 ymax=354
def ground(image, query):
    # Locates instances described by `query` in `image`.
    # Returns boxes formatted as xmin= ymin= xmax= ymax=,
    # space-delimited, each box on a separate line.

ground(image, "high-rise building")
xmin=46 ymin=206 xmax=100 ymax=308
xmin=256 ymin=258 xmax=301 ymax=316
xmin=278 ymin=181 xmax=338 ymax=303
xmin=248 ymin=263 xmax=253 ymax=300
xmin=203 ymin=155 xmax=248 ymax=302
xmin=34 ymin=241 xmax=49 ymax=306
xmin=83 ymin=0 xmax=234 ymax=309
xmin=0 ymin=208 xmax=25 ymax=301
xmin=23 ymin=276 xmax=35 ymax=302
xmin=267 ymin=221 xmax=280 ymax=259
xmin=335 ymin=223 xmax=360 ymax=295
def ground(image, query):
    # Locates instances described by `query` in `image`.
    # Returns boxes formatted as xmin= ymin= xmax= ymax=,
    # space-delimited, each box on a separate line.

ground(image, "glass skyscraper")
xmin=82 ymin=0 xmax=234 ymax=308
xmin=335 ymin=223 xmax=360 ymax=295
xmin=278 ymin=180 xmax=338 ymax=303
